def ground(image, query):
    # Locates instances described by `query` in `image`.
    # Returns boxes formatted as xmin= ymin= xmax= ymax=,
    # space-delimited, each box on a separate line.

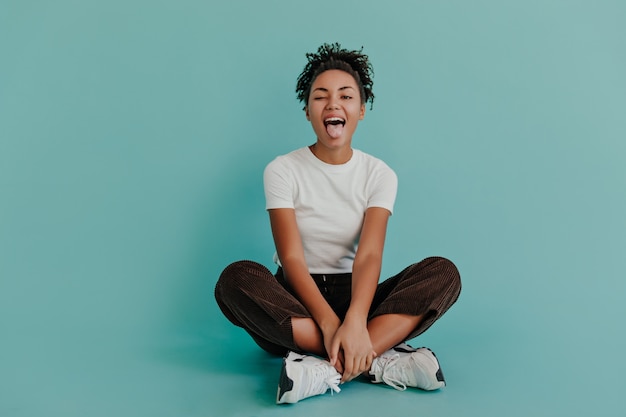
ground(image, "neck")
xmin=309 ymin=143 xmax=353 ymax=165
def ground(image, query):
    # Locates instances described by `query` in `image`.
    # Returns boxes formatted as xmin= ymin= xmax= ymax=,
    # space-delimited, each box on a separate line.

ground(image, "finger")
xmin=329 ymin=339 xmax=340 ymax=367
xmin=348 ymin=355 xmax=361 ymax=382
xmin=348 ymin=358 xmax=362 ymax=382
xmin=342 ymin=354 xmax=354 ymax=383
xmin=338 ymin=351 xmax=345 ymax=373
xmin=332 ymin=350 xmax=344 ymax=374
xmin=365 ymin=352 xmax=374 ymax=372
xmin=356 ymin=356 xmax=368 ymax=378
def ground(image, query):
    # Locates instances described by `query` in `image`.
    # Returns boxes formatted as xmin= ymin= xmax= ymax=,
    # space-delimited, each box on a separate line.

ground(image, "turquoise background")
xmin=1 ymin=1 xmax=625 ymax=416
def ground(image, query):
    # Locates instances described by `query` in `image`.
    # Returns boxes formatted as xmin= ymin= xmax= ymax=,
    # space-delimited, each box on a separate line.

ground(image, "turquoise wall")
xmin=1 ymin=1 xmax=625 ymax=416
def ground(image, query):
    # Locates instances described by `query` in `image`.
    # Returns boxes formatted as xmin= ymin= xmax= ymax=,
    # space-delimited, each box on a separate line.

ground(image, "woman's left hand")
xmin=329 ymin=315 xmax=376 ymax=383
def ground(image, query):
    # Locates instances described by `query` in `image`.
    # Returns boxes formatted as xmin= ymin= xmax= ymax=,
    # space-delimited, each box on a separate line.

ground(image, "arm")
xmin=268 ymin=209 xmax=341 ymax=352
xmin=329 ymin=207 xmax=390 ymax=381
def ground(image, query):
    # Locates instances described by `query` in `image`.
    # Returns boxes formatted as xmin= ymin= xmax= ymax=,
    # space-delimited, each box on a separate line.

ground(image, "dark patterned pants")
xmin=214 ymin=257 xmax=461 ymax=356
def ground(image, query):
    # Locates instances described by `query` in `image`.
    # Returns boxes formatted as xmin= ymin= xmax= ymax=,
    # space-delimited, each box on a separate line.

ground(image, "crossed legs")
xmin=292 ymin=313 xmax=423 ymax=359
xmin=215 ymin=257 xmax=461 ymax=358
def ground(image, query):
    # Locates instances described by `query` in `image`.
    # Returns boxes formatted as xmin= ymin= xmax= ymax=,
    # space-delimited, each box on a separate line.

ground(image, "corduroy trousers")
xmin=214 ymin=257 xmax=461 ymax=356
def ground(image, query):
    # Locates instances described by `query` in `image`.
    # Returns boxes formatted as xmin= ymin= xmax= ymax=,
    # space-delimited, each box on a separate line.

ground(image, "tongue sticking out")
xmin=326 ymin=123 xmax=344 ymax=138
xmin=325 ymin=120 xmax=345 ymax=139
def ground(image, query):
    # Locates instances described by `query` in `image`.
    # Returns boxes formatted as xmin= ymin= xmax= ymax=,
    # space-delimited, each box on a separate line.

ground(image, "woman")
xmin=215 ymin=43 xmax=461 ymax=404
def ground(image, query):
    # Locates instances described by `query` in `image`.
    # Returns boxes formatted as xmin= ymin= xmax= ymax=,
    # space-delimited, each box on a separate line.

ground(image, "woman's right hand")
xmin=320 ymin=317 xmax=344 ymax=374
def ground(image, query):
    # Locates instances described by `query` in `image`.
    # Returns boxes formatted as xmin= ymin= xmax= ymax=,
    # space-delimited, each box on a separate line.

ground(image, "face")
xmin=306 ymin=69 xmax=365 ymax=154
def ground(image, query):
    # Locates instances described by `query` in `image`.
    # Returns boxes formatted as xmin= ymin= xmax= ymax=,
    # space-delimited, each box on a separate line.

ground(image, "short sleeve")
xmin=367 ymin=163 xmax=398 ymax=215
xmin=263 ymin=157 xmax=294 ymax=210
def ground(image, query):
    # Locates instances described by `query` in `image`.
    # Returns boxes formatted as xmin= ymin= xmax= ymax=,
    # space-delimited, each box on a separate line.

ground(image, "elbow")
xmin=353 ymin=252 xmax=383 ymax=273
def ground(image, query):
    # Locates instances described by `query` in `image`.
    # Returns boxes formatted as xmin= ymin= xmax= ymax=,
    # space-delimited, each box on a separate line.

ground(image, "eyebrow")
xmin=312 ymin=86 xmax=356 ymax=93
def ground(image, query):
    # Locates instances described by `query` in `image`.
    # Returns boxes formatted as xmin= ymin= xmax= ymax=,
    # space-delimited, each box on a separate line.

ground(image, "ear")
xmin=305 ymin=106 xmax=310 ymax=121
xmin=359 ymin=104 xmax=366 ymax=120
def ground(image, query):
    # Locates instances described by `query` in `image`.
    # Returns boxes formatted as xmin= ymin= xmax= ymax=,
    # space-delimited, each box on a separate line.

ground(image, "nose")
xmin=326 ymin=97 xmax=340 ymax=110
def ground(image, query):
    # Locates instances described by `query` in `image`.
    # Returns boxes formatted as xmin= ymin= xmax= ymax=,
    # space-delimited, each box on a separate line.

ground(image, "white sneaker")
xmin=369 ymin=343 xmax=446 ymax=391
xmin=276 ymin=351 xmax=342 ymax=404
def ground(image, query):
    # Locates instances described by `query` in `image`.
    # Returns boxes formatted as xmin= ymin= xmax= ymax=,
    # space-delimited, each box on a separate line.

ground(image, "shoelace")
xmin=302 ymin=362 xmax=341 ymax=398
xmin=377 ymin=353 xmax=409 ymax=391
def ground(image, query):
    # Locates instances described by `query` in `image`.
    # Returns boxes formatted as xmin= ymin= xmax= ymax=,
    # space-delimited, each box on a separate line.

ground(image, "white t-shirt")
xmin=264 ymin=146 xmax=397 ymax=273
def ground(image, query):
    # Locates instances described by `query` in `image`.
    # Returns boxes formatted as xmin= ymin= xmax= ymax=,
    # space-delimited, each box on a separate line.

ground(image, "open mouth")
xmin=324 ymin=117 xmax=346 ymax=139
xmin=324 ymin=117 xmax=346 ymax=127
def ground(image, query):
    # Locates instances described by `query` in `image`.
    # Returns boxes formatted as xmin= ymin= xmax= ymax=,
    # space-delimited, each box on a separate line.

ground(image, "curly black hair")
xmin=296 ymin=42 xmax=375 ymax=110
